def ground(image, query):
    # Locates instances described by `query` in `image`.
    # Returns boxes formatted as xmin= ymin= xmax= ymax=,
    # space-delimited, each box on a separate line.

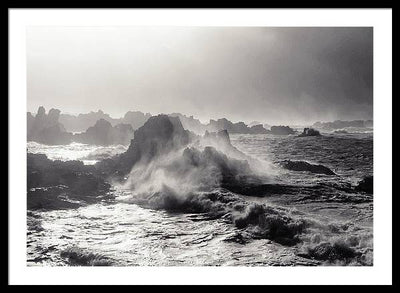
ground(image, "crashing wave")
xmin=60 ymin=247 xmax=114 ymax=266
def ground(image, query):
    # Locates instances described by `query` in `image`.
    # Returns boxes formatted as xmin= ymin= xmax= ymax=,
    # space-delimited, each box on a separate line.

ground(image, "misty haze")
xmin=27 ymin=26 xmax=373 ymax=266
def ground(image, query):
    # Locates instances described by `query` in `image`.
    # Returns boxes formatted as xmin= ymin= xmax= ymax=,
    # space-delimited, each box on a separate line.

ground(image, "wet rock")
xmin=305 ymin=242 xmax=359 ymax=262
xmin=279 ymin=160 xmax=336 ymax=175
xmin=59 ymin=110 xmax=117 ymax=133
xmin=233 ymin=204 xmax=306 ymax=246
xmin=223 ymin=232 xmax=249 ymax=244
xmin=355 ymin=176 xmax=373 ymax=194
xmin=60 ymin=247 xmax=114 ymax=266
xmin=96 ymin=114 xmax=192 ymax=176
xmin=298 ymin=128 xmax=321 ymax=137
xmin=27 ymin=153 xmax=111 ymax=210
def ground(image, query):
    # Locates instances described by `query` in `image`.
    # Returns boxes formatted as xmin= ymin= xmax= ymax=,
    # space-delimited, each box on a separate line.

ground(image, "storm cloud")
xmin=27 ymin=26 xmax=372 ymax=124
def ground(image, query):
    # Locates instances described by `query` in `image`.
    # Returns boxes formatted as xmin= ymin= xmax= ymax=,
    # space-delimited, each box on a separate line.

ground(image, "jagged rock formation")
xmin=300 ymin=242 xmax=359 ymax=263
xmin=59 ymin=110 xmax=119 ymax=133
xmin=59 ymin=108 xmax=272 ymax=136
xmin=208 ymin=118 xmax=248 ymax=133
xmin=60 ymin=110 xmax=151 ymax=133
xmin=73 ymin=119 xmax=134 ymax=146
xmin=168 ymin=113 xmax=207 ymax=135
xmin=121 ymin=111 xmax=152 ymax=130
xmin=279 ymin=160 xmax=336 ymax=175
xmin=96 ymin=114 xmax=193 ymax=176
xmin=270 ymin=125 xmax=296 ymax=135
xmin=59 ymin=110 xmax=118 ymax=133
xmin=250 ymin=124 xmax=271 ymax=134
xmin=207 ymin=118 xmax=269 ymax=134
xmin=298 ymin=128 xmax=321 ymax=137
xmin=27 ymin=107 xmax=72 ymax=145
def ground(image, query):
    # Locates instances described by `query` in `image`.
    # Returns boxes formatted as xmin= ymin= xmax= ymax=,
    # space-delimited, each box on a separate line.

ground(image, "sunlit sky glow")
xmin=27 ymin=26 xmax=373 ymax=125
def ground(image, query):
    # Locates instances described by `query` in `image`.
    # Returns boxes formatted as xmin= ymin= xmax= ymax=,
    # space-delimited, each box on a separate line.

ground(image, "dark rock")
xmin=96 ymin=114 xmax=192 ymax=176
xmin=306 ymin=242 xmax=359 ymax=262
xmin=233 ymin=204 xmax=306 ymax=246
xmin=27 ymin=153 xmax=111 ymax=210
xmin=279 ymin=160 xmax=336 ymax=175
xmin=355 ymin=176 xmax=373 ymax=194
xmin=298 ymin=128 xmax=321 ymax=137
xmin=270 ymin=125 xmax=296 ymax=135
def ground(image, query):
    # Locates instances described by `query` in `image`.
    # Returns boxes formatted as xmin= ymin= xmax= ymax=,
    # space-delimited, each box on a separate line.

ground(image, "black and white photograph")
xmin=8 ymin=8 xmax=392 ymax=285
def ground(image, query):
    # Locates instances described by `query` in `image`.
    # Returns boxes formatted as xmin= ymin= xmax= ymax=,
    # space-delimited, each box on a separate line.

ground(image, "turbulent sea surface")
xmin=27 ymin=131 xmax=373 ymax=266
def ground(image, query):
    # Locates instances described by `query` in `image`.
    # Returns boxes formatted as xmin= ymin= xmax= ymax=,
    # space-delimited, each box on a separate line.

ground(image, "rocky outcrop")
xmin=207 ymin=118 xmax=269 ymax=134
xmin=121 ymin=111 xmax=152 ymax=130
xmin=298 ymin=128 xmax=321 ymax=137
xmin=27 ymin=107 xmax=73 ymax=145
xmin=270 ymin=125 xmax=296 ymax=135
xmin=60 ymin=110 xmax=152 ymax=133
xmin=59 ymin=110 xmax=118 ymax=133
xmin=73 ymin=119 xmax=134 ymax=146
xmin=96 ymin=114 xmax=193 ymax=176
xmin=279 ymin=160 xmax=336 ymax=175
xmin=27 ymin=153 xmax=111 ymax=210
xmin=355 ymin=176 xmax=373 ymax=194
xmin=250 ymin=124 xmax=271 ymax=134
xmin=301 ymin=242 xmax=359 ymax=262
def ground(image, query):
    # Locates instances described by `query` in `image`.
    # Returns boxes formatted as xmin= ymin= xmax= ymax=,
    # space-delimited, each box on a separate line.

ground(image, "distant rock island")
xmin=32 ymin=107 xmax=366 ymax=146
xmin=58 ymin=109 xmax=271 ymax=136
xmin=28 ymin=107 xmax=134 ymax=146
xmin=59 ymin=110 xmax=151 ymax=133
xmin=270 ymin=125 xmax=296 ymax=135
xmin=73 ymin=119 xmax=134 ymax=146
xmin=207 ymin=118 xmax=270 ymax=134
xmin=313 ymin=120 xmax=373 ymax=130
xmin=27 ymin=107 xmax=73 ymax=145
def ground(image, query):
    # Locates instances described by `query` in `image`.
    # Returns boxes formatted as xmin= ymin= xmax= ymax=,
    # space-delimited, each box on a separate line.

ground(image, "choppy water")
xmin=27 ymin=142 xmax=127 ymax=165
xmin=27 ymin=132 xmax=373 ymax=266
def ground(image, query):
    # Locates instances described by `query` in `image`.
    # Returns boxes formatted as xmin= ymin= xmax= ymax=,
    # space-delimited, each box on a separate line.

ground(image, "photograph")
xmin=7 ymin=8 xmax=393 ymax=285
xmin=26 ymin=25 xmax=374 ymax=267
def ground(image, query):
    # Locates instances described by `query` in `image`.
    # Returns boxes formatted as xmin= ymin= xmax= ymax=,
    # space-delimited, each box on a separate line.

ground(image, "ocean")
xmin=27 ymin=131 xmax=373 ymax=266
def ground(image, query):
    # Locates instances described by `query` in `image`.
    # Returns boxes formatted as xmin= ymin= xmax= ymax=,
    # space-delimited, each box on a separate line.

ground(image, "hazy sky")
xmin=27 ymin=26 xmax=373 ymax=124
